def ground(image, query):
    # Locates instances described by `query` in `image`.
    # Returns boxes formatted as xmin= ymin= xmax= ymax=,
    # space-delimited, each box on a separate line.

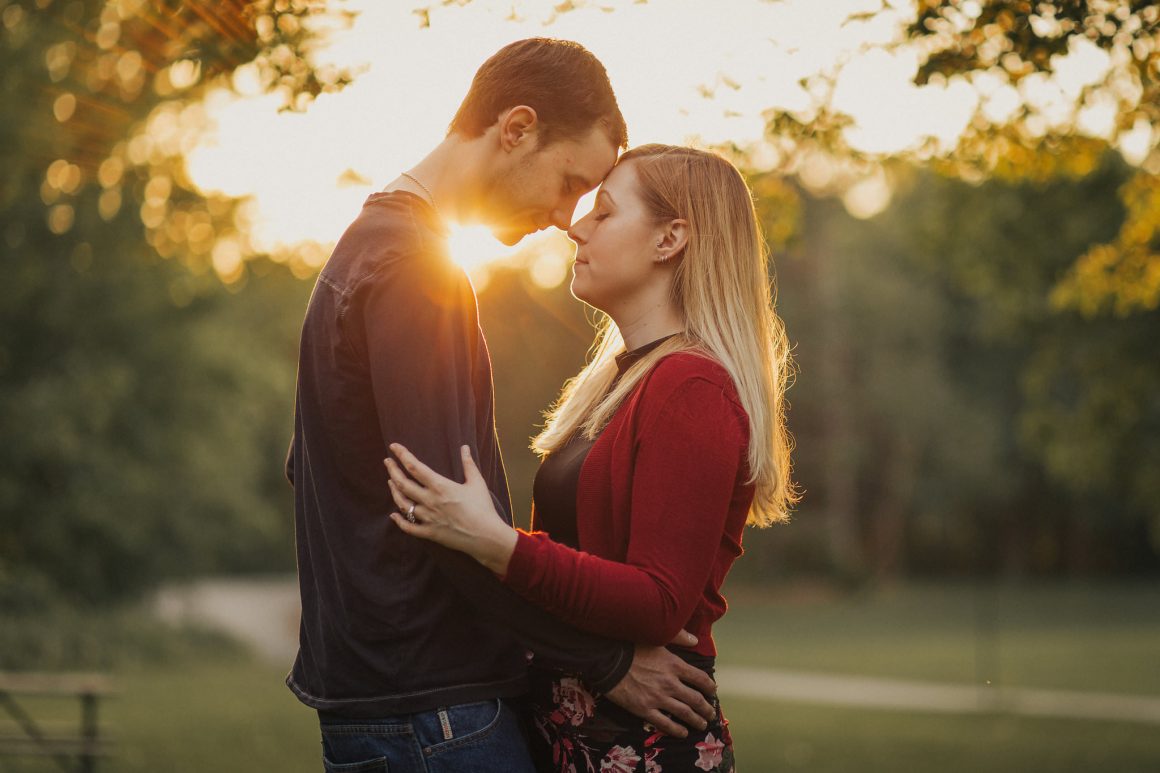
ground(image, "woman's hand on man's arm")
xmin=386 ymin=443 xmax=518 ymax=575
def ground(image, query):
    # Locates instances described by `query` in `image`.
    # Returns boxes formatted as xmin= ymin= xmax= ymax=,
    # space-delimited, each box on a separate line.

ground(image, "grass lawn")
xmin=725 ymin=696 xmax=1160 ymax=772
xmin=4 ymin=582 xmax=1156 ymax=772
xmin=714 ymin=581 xmax=1160 ymax=695
xmin=111 ymin=654 xmax=318 ymax=773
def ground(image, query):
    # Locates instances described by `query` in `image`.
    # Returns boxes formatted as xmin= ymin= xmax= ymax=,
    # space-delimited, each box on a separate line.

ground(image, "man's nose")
xmin=550 ymin=198 xmax=579 ymax=231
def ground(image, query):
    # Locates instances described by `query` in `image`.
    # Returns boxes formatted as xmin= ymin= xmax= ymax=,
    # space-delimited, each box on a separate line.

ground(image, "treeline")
xmin=5 ymin=158 xmax=1159 ymax=613
xmin=4 ymin=3 xmax=1158 ymax=615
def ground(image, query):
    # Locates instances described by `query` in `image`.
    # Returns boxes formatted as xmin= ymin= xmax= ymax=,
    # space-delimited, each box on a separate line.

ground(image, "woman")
xmin=384 ymin=144 xmax=796 ymax=772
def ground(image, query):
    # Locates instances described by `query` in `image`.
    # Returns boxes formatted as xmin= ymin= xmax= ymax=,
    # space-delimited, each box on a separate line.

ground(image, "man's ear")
xmin=497 ymin=105 xmax=539 ymax=152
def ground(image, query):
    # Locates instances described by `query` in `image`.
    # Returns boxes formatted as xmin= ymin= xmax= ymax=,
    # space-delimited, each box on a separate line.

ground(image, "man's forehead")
xmin=561 ymin=130 xmax=619 ymax=187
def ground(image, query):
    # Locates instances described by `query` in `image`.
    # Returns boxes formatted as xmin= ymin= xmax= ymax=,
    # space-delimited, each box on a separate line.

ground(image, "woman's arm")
xmin=387 ymin=372 xmax=747 ymax=645
xmin=503 ymin=375 xmax=746 ymax=645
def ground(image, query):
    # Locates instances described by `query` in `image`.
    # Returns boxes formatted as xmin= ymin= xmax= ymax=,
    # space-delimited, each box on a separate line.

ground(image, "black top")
xmin=528 ymin=333 xmax=716 ymax=677
xmin=532 ymin=335 xmax=677 ymax=548
xmin=285 ymin=191 xmax=631 ymax=718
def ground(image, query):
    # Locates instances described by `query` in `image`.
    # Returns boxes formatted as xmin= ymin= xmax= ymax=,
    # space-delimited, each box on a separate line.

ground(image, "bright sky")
xmin=180 ymin=0 xmax=1116 ymax=284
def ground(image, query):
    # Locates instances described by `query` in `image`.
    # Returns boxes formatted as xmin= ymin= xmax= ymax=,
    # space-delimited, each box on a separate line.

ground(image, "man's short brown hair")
xmin=449 ymin=38 xmax=628 ymax=150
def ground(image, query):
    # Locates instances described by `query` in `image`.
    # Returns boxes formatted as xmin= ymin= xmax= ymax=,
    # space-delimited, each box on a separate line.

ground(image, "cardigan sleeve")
xmin=503 ymin=372 xmax=747 ymax=645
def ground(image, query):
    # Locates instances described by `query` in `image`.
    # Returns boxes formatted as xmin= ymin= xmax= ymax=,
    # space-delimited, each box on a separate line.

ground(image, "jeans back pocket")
xmin=322 ymin=754 xmax=389 ymax=772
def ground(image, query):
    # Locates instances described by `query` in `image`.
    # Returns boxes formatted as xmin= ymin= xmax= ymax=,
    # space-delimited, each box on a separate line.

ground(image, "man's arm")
xmin=356 ymin=251 xmax=632 ymax=687
xmin=284 ymin=438 xmax=294 ymax=487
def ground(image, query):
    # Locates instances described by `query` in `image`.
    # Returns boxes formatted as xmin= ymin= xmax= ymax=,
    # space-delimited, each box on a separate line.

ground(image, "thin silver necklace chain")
xmin=400 ymin=172 xmax=440 ymax=219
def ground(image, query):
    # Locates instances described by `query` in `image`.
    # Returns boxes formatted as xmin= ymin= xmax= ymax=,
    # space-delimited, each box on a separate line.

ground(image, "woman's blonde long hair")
xmin=532 ymin=144 xmax=798 ymax=526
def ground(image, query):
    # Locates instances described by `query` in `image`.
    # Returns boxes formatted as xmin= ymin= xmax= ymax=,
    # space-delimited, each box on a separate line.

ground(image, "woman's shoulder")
xmin=633 ymin=350 xmax=749 ymax=440
xmin=639 ymin=350 xmax=744 ymax=414
xmin=647 ymin=350 xmax=735 ymax=392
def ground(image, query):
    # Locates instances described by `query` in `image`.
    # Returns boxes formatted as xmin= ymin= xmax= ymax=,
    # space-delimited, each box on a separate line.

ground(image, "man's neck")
xmin=386 ymin=136 xmax=479 ymax=224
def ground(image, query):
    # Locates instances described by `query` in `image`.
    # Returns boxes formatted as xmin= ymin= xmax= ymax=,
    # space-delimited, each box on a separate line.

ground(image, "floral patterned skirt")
xmin=524 ymin=660 xmax=734 ymax=773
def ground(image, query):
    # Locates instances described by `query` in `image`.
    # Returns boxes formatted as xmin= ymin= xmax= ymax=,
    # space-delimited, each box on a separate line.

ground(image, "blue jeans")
xmin=317 ymin=698 xmax=536 ymax=773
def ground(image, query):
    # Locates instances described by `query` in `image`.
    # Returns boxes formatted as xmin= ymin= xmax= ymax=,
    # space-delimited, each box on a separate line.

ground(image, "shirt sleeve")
xmin=502 ymin=375 xmax=747 ymax=646
xmin=353 ymin=248 xmax=632 ymax=692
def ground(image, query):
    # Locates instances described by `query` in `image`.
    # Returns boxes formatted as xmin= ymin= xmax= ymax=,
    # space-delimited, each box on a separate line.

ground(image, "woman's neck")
xmin=614 ymin=302 xmax=685 ymax=352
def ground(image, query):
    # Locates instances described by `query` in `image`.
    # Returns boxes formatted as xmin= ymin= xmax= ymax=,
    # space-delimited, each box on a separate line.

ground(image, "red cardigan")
xmin=503 ymin=352 xmax=754 ymax=657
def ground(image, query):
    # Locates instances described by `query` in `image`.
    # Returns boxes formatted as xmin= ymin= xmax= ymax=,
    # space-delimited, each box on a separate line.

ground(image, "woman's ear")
xmin=498 ymin=105 xmax=539 ymax=152
xmin=655 ymin=219 xmax=690 ymax=264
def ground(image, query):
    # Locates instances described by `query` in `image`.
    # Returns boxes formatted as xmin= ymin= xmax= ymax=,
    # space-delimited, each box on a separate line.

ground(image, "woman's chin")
xmin=569 ymin=284 xmax=609 ymax=315
xmin=569 ymin=274 xmax=594 ymax=305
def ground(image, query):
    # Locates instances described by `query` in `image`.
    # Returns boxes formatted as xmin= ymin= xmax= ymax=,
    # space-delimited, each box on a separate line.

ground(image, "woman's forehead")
xmin=600 ymin=159 xmax=640 ymax=197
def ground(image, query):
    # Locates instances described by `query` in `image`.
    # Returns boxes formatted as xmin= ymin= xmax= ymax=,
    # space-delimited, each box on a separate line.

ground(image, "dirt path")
xmin=153 ymin=576 xmax=1160 ymax=726
xmin=152 ymin=576 xmax=301 ymax=666
xmin=714 ymin=666 xmax=1160 ymax=726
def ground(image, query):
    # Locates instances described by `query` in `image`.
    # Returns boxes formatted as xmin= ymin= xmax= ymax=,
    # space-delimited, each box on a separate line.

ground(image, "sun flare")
xmin=179 ymin=0 xmax=1114 ymax=282
xmin=447 ymin=225 xmax=516 ymax=274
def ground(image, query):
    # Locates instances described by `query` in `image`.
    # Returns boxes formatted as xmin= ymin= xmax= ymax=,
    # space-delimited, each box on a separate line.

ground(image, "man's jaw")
xmin=493 ymin=221 xmax=548 ymax=246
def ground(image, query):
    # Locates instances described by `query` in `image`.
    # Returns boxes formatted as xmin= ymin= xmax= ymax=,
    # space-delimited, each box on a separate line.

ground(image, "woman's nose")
xmin=567 ymin=214 xmax=589 ymax=244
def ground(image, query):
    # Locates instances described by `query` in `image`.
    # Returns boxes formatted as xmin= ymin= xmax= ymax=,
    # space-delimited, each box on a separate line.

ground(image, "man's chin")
xmin=493 ymin=227 xmax=529 ymax=247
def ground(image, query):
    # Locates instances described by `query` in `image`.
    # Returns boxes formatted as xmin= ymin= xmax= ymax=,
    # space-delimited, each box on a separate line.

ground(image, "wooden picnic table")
xmin=0 ymin=672 xmax=115 ymax=772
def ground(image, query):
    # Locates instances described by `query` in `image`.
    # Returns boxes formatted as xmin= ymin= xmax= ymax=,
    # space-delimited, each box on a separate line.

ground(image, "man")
xmin=285 ymin=38 xmax=717 ymax=772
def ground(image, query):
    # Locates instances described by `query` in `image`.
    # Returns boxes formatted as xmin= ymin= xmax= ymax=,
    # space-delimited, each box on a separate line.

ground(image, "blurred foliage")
xmin=477 ymin=157 xmax=1160 ymax=582
xmin=0 ymin=599 xmax=245 ymax=670
xmin=734 ymin=155 xmax=1160 ymax=581
xmin=2 ymin=0 xmax=353 ymax=282
xmin=785 ymin=0 xmax=1160 ymax=315
xmin=4 ymin=0 xmax=1159 ymax=626
xmin=0 ymin=0 xmax=344 ymax=606
xmin=423 ymin=0 xmax=1160 ymax=578
xmin=906 ymin=0 xmax=1160 ymax=315
xmin=482 ymin=0 xmax=1160 ymax=314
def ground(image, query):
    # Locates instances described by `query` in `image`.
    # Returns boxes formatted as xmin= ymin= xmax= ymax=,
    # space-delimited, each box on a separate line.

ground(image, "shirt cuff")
xmin=499 ymin=529 xmax=539 ymax=590
xmin=587 ymin=639 xmax=633 ymax=695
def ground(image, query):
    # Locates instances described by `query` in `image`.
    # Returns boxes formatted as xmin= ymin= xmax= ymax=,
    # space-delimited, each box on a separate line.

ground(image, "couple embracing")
xmin=285 ymin=37 xmax=796 ymax=773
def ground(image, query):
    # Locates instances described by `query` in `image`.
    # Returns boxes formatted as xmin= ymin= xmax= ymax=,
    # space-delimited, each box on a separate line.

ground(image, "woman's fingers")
xmin=389 ymin=468 xmax=431 ymax=510
xmin=389 ymin=443 xmax=445 ymax=488
xmin=385 ymin=459 xmax=434 ymax=508
xmin=390 ymin=511 xmax=431 ymax=537
xmin=387 ymin=480 xmax=420 ymax=516
xmin=384 ymin=457 xmax=407 ymax=489
xmin=460 ymin=445 xmax=482 ymax=484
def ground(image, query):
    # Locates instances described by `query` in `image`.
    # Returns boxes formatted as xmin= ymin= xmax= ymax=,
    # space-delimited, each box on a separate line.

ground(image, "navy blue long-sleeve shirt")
xmin=285 ymin=191 xmax=631 ymax=717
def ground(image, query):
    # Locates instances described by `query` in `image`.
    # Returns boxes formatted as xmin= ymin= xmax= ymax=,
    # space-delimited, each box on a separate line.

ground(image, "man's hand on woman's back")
xmin=603 ymin=632 xmax=717 ymax=738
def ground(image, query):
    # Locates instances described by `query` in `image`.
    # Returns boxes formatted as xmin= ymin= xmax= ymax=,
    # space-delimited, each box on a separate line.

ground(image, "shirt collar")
xmin=614 ymin=333 xmax=679 ymax=375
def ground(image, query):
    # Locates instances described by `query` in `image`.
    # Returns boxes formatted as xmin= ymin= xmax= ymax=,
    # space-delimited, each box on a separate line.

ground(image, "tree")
xmin=770 ymin=158 xmax=1158 ymax=578
xmin=0 ymin=0 xmax=346 ymax=605
xmin=772 ymin=0 xmax=1160 ymax=315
